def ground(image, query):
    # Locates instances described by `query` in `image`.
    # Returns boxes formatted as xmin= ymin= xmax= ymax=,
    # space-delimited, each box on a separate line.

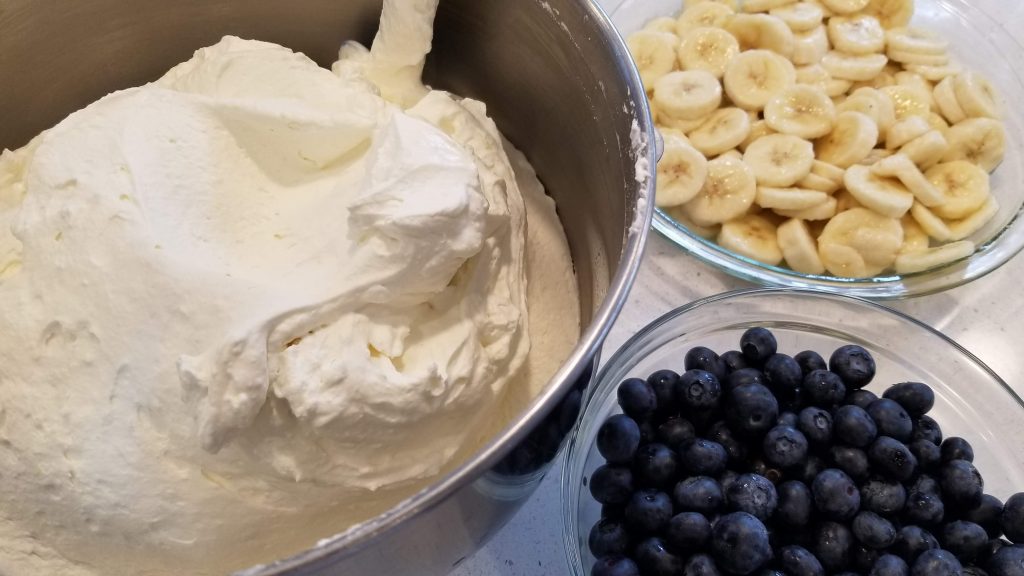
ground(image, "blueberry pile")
xmin=587 ymin=328 xmax=1024 ymax=576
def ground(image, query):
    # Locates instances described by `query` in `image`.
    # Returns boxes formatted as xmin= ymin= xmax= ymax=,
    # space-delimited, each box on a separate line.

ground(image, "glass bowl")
xmin=561 ymin=288 xmax=1024 ymax=575
xmin=608 ymin=0 xmax=1024 ymax=298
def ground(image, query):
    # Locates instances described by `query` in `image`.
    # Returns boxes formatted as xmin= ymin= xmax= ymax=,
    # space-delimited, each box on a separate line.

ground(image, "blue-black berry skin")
xmin=913 ymin=415 xmax=944 ymax=445
xmin=1001 ymin=493 xmax=1024 ymax=544
xmin=855 ymin=544 xmax=883 ymax=573
xmin=963 ymin=567 xmax=989 ymax=576
xmin=635 ymin=537 xmax=684 ymax=576
xmin=741 ymin=328 xmax=778 ymax=366
xmin=764 ymin=354 xmax=803 ymax=399
xmin=964 ymin=495 xmax=1006 ymax=539
xmin=597 ymin=414 xmax=642 ymax=465
xmin=592 ymin=556 xmax=641 ymax=576
xmin=830 ymin=345 xmax=876 ymax=389
xmin=589 ymin=518 xmax=631 ymax=558
xmin=835 ymin=405 xmax=879 ymax=448
xmin=853 ymin=511 xmax=898 ymax=549
xmin=763 ymin=425 xmax=810 ymax=468
xmin=795 ymin=454 xmax=828 ymax=485
xmin=707 ymin=420 xmax=749 ymax=465
xmin=684 ymin=554 xmax=724 ymax=576
xmin=680 ymin=439 xmax=729 ymax=477
xmin=883 ymin=383 xmax=936 ymax=418
xmin=634 ymin=443 xmax=681 ymax=489
xmin=943 ymin=521 xmax=989 ymax=563
xmin=904 ymin=487 xmax=945 ymax=526
xmin=862 ymin=479 xmax=908 ymax=517
xmin=868 ymin=399 xmax=914 ymax=443
xmin=648 ymin=370 xmax=681 ymax=416
xmin=666 ymin=512 xmax=712 ymax=554
xmin=722 ymin=351 xmax=750 ymax=374
xmin=941 ymin=437 xmax=975 ymax=463
xmin=986 ymin=544 xmax=1024 ymax=576
xmin=796 ymin=350 xmax=829 ymax=376
xmin=625 ymin=489 xmax=674 ymax=535
xmin=816 ymin=521 xmax=855 ymax=572
xmin=726 ymin=473 xmax=779 ymax=522
xmin=727 ymin=368 xmax=767 ymax=392
xmin=590 ymin=465 xmax=634 ymax=505
xmin=848 ymin=389 xmax=881 ymax=410
xmin=871 ymin=554 xmax=911 ymax=576
xmin=941 ymin=459 xmax=984 ymax=510
xmin=799 ymin=407 xmax=834 ymax=447
xmin=781 ymin=545 xmax=826 ymax=576
xmin=830 ymin=445 xmax=871 ymax=483
xmin=727 ymin=384 xmax=780 ymax=438
xmin=674 ymin=476 xmax=724 ymax=515
xmin=686 ymin=346 xmax=728 ymax=381
xmin=778 ymin=411 xmax=799 ymax=428
xmin=869 ymin=436 xmax=919 ymax=482
xmin=677 ymin=370 xmax=724 ymax=413
xmin=911 ymin=439 xmax=942 ymax=472
xmin=894 ymin=525 xmax=940 ymax=564
xmin=777 ymin=480 xmax=814 ymax=526
xmin=711 ymin=512 xmax=773 ymax=576
xmin=911 ymin=549 xmax=963 ymax=576
xmin=618 ymin=378 xmax=658 ymax=420
xmin=658 ymin=417 xmax=697 ymax=448
xmin=813 ymin=468 xmax=861 ymax=521
xmin=804 ymin=370 xmax=847 ymax=408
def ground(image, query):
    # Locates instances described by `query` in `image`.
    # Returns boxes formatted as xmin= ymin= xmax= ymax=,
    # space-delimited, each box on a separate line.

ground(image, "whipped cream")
xmin=0 ymin=1 xmax=580 ymax=574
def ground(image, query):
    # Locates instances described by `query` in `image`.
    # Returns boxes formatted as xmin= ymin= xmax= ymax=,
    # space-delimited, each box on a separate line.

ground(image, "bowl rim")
xmin=560 ymin=286 xmax=1024 ymax=574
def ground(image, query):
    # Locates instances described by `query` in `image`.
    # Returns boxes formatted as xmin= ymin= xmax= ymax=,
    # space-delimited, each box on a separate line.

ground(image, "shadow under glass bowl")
xmin=561 ymin=288 xmax=1024 ymax=575
xmin=610 ymin=0 xmax=1024 ymax=299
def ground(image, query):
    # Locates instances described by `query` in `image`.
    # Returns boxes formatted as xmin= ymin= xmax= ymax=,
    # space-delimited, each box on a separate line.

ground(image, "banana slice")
xmin=953 ymin=72 xmax=1001 ymax=119
xmin=660 ymin=112 xmax=710 ymax=133
xmin=821 ymin=51 xmax=890 ymax=82
xmin=828 ymin=15 xmax=885 ymax=55
xmin=826 ymin=78 xmax=855 ymax=98
xmin=654 ymin=70 xmax=724 ymax=121
xmin=859 ymin=148 xmax=895 ymax=165
xmin=776 ymin=196 xmax=839 ymax=219
xmin=727 ymin=14 xmax=796 ymax=57
xmin=644 ymin=17 xmax=681 ymax=34
xmin=678 ymin=27 xmax=742 ymax=78
xmin=764 ymin=85 xmax=836 ymax=139
xmin=861 ymin=0 xmax=914 ymax=28
xmin=724 ymin=49 xmax=797 ymax=110
xmin=812 ymin=160 xmax=847 ymax=185
xmin=948 ymin=196 xmax=999 ymax=241
xmin=658 ymin=126 xmax=691 ymax=144
xmin=758 ymin=186 xmax=830 ymax=210
xmin=910 ymin=202 xmax=953 ymax=242
xmin=836 ymin=88 xmax=896 ymax=142
xmin=665 ymin=205 xmax=722 ymax=240
xmin=820 ymin=0 xmax=869 ymax=14
xmin=900 ymin=130 xmax=948 ymax=169
xmin=887 ymin=50 xmax=950 ymax=67
xmin=895 ymin=72 xmax=936 ymax=107
xmin=925 ymin=161 xmax=991 ymax=220
xmin=900 ymin=215 xmax=930 ymax=254
xmin=932 ymin=76 xmax=967 ymax=125
xmin=718 ymin=214 xmax=785 ymax=265
xmin=835 ymin=189 xmax=864 ymax=213
xmin=795 ymin=63 xmax=831 ymax=89
xmin=906 ymin=63 xmax=962 ymax=82
xmin=718 ymin=150 xmax=744 ymax=160
xmin=739 ymin=119 xmax=776 ymax=152
xmin=778 ymin=218 xmax=827 ymax=274
xmin=742 ymin=0 xmax=800 ymax=12
xmin=683 ymin=155 xmax=758 ymax=225
xmin=627 ymin=31 xmax=679 ymax=91
xmin=942 ymin=117 xmax=1007 ymax=171
xmin=818 ymin=207 xmax=903 ymax=277
xmin=771 ymin=2 xmax=824 ymax=32
xmin=677 ymin=3 xmax=736 ymax=36
xmin=885 ymin=28 xmax=948 ymax=55
xmin=880 ymin=85 xmax=931 ymax=120
xmin=894 ymin=241 xmax=975 ymax=274
xmin=689 ymin=107 xmax=753 ymax=156
xmin=743 ymin=133 xmax=816 ymax=186
xmin=870 ymin=153 xmax=945 ymax=207
xmin=686 ymin=0 xmax=740 ymax=9
xmin=844 ymin=164 xmax=914 ymax=218
xmin=927 ymin=113 xmax=950 ymax=133
xmin=798 ymin=172 xmax=842 ymax=193
xmin=791 ymin=25 xmax=830 ymax=66
xmin=656 ymin=135 xmax=711 ymax=208
xmin=815 ymin=111 xmax=879 ymax=168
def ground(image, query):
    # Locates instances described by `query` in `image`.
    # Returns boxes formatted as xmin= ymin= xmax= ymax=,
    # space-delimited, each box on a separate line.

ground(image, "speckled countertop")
xmin=451 ymin=1 xmax=1024 ymax=574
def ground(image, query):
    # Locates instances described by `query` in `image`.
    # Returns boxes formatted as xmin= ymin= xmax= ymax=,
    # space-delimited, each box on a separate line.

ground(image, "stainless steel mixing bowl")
xmin=0 ymin=0 xmax=654 ymax=574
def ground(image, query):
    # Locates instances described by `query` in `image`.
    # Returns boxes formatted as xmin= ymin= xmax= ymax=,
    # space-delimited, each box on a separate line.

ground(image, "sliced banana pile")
xmin=636 ymin=0 xmax=1007 ymax=278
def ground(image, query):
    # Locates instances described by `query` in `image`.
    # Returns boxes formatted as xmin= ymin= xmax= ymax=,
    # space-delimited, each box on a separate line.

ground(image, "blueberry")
xmin=602 ymin=504 xmax=626 ymax=521
xmin=816 ymin=521 xmax=854 ymax=572
xmin=720 ymin=469 xmax=740 ymax=494
xmin=687 ymin=346 xmax=728 ymax=382
xmin=648 ymin=370 xmax=681 ymax=417
xmin=912 ymin=549 xmax=963 ymax=576
xmin=941 ymin=437 xmax=975 ymax=463
xmin=848 ymin=389 xmax=881 ymax=410
xmin=813 ymin=468 xmax=861 ymax=521
xmin=894 ymin=525 xmax=940 ymax=564
xmin=778 ymin=411 xmax=799 ymax=427
xmin=777 ymin=480 xmax=814 ymax=526
xmin=868 ymin=399 xmax=914 ymax=443
xmin=590 ymin=465 xmax=634 ymax=505
xmin=658 ymin=417 xmax=697 ymax=448
xmin=764 ymin=354 xmax=803 ymax=400
xmin=869 ymin=436 xmax=919 ymax=482
xmin=872 ymin=555 xmax=912 ymax=576
xmin=830 ymin=445 xmax=870 ymax=483
xmin=830 ymin=345 xmax=876 ymax=389
xmin=803 ymin=370 xmax=847 ymax=408
xmin=963 ymin=567 xmax=990 ymax=576
xmin=913 ymin=415 xmax=944 ymax=445
xmin=726 ymin=473 xmax=779 ymax=522
xmin=638 ymin=419 xmax=657 ymax=444
xmin=597 ymin=415 xmax=642 ymax=465
xmin=943 ymin=521 xmax=989 ymax=563
xmin=941 ymin=460 xmax=984 ymax=510
xmin=781 ymin=545 xmax=826 ymax=576
xmin=982 ymin=540 xmax=1012 ymax=565
xmin=912 ymin=474 xmax=942 ymax=496
xmin=592 ymin=556 xmax=641 ymax=576
xmin=799 ymin=407 xmax=834 ymax=447
xmin=727 ymin=384 xmax=780 ymax=438
xmin=677 ymin=370 xmax=724 ymax=413
xmin=722 ymin=350 xmax=750 ymax=374
xmin=685 ymin=554 xmax=724 ymax=576
xmin=727 ymin=368 xmax=767 ymax=392
xmin=883 ymin=382 xmax=936 ymax=417
xmin=793 ymin=454 xmax=828 ymax=485
xmin=986 ymin=544 xmax=1024 ymax=576
xmin=904 ymin=487 xmax=945 ymax=526
xmin=763 ymin=425 xmax=810 ymax=468
xmin=707 ymin=420 xmax=749 ymax=465
xmin=758 ymin=570 xmax=785 ymax=576
xmin=910 ymin=439 xmax=942 ymax=472
xmin=625 ymin=489 xmax=674 ymax=535
xmin=834 ymin=405 xmax=879 ymax=448
xmin=854 ymin=511 xmax=898 ymax=549
xmin=674 ymin=476 xmax=724 ymax=515
xmin=855 ymin=544 xmax=884 ymax=572
xmin=618 ymin=378 xmax=658 ymax=420
xmin=963 ymin=495 xmax=1006 ymax=539
xmin=589 ymin=518 xmax=631 ymax=558
xmin=741 ymin=328 xmax=778 ymax=366
xmin=1002 ymin=494 xmax=1024 ymax=544
xmin=666 ymin=512 xmax=712 ymax=554
xmin=747 ymin=457 xmax=782 ymax=485
xmin=634 ymin=443 xmax=681 ymax=488
xmin=680 ymin=439 xmax=729 ymax=477
xmin=862 ymin=478 xmax=908 ymax=517
xmin=711 ymin=512 xmax=773 ymax=575
xmin=635 ymin=536 xmax=684 ymax=576
xmin=796 ymin=350 xmax=829 ymax=376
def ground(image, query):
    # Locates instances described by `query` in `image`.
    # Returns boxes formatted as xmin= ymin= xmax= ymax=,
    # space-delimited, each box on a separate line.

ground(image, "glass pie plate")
xmin=561 ymin=288 xmax=1024 ymax=574
xmin=607 ymin=0 xmax=1024 ymax=298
